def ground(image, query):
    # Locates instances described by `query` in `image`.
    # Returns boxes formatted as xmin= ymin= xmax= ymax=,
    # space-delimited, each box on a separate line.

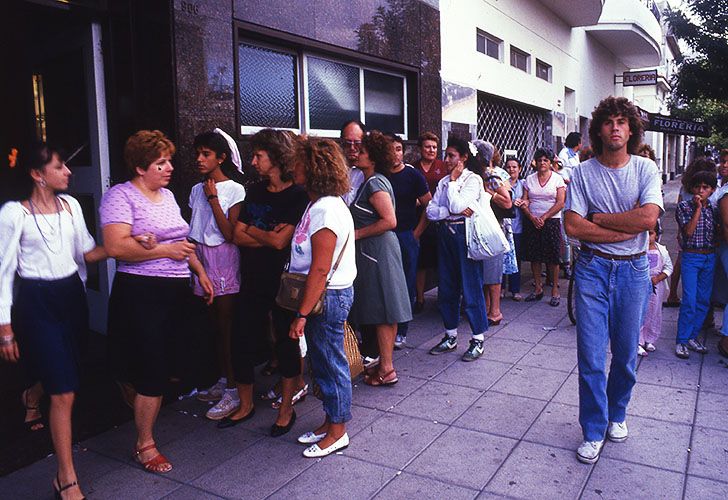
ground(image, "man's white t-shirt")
xmin=343 ymin=167 xmax=365 ymax=206
xmin=290 ymin=196 xmax=356 ymax=289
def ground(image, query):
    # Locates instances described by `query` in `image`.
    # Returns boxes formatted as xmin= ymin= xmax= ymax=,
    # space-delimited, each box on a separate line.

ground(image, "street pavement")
xmin=1 ymin=179 xmax=727 ymax=499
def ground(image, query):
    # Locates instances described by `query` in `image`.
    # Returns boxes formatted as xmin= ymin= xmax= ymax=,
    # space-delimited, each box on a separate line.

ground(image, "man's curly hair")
xmin=588 ymin=96 xmax=644 ymax=155
xmin=292 ymin=137 xmax=350 ymax=197
xmin=361 ymin=130 xmax=397 ymax=176
xmin=124 ymin=130 xmax=176 ymax=177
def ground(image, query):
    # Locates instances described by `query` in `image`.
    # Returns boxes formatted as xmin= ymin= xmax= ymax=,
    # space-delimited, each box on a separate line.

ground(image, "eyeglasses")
xmin=342 ymin=140 xmax=362 ymax=150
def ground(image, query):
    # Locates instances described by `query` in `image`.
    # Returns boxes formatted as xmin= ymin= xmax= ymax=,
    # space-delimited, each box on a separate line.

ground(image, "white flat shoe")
xmin=302 ymin=433 xmax=349 ymax=458
xmin=297 ymin=431 xmax=326 ymax=445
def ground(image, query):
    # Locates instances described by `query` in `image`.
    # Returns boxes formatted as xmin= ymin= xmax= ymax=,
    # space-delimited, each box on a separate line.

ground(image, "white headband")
xmin=213 ymin=128 xmax=243 ymax=174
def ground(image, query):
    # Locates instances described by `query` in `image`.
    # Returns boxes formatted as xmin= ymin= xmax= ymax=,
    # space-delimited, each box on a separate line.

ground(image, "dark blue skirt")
xmin=12 ymin=273 xmax=88 ymax=394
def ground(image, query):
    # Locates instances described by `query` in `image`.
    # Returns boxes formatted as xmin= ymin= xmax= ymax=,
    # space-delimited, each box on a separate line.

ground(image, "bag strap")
xmin=325 ymin=232 xmax=350 ymax=286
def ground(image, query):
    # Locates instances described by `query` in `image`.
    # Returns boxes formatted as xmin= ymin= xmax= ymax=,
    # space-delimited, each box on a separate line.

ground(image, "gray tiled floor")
xmin=3 ymin=298 xmax=726 ymax=499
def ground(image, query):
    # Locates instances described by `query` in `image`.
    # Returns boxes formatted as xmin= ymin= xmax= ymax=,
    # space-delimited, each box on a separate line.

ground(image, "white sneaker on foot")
xmin=197 ymin=378 xmax=226 ymax=402
xmin=394 ymin=335 xmax=407 ymax=350
xmin=645 ymin=342 xmax=656 ymax=352
xmin=206 ymin=390 xmax=240 ymax=420
xmin=607 ymin=421 xmax=628 ymax=442
xmin=576 ymin=439 xmax=604 ymax=464
xmin=637 ymin=345 xmax=647 ymax=357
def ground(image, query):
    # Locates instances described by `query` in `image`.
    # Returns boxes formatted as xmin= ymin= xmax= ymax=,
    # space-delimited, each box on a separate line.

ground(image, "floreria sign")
xmin=648 ymin=114 xmax=710 ymax=137
xmin=622 ymin=70 xmax=658 ymax=86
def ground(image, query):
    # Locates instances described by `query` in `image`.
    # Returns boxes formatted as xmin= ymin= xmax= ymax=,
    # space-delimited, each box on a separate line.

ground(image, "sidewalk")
xmin=1 ymin=180 xmax=727 ymax=499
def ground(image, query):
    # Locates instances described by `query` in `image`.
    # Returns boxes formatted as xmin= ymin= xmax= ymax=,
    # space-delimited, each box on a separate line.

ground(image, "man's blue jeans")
xmin=677 ymin=251 xmax=716 ymax=344
xmin=396 ymin=230 xmax=419 ymax=337
xmin=305 ymin=287 xmax=354 ymax=424
xmin=574 ymin=251 xmax=651 ymax=441
xmin=436 ymin=223 xmax=488 ymax=336
xmin=719 ymin=244 xmax=728 ymax=337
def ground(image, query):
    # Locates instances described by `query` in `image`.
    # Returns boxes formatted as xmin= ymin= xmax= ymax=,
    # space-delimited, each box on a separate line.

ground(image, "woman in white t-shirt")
xmin=521 ymin=148 xmax=566 ymax=306
xmin=287 ymin=137 xmax=357 ymax=459
xmin=187 ymin=130 xmax=247 ymax=421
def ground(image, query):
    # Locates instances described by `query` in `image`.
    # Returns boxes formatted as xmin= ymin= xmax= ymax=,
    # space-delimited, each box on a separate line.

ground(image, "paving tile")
xmin=433 ymin=358 xmax=512 ymax=390
xmin=282 ymin=405 xmax=385 ymax=446
xmin=538 ymin=326 xmax=578 ymax=348
xmin=268 ymin=455 xmax=395 ymax=500
xmin=636 ymin=354 xmax=701 ymax=390
xmin=699 ymin=358 xmax=728 ymax=395
xmin=517 ymin=344 xmax=577 ymax=372
xmin=490 ymin=365 xmax=569 ymax=401
xmin=406 ymin=427 xmax=516 ymax=490
xmin=454 ymin=391 xmax=547 ymax=439
xmin=484 ymin=441 xmax=590 ymax=499
xmin=492 ymin=321 xmax=548 ymax=343
xmin=599 ymin=415 xmax=691 ymax=472
xmin=582 ymin=457 xmax=684 ymax=500
xmin=190 ymin=439 xmax=314 ymax=498
xmin=392 ymin=380 xmax=482 ymax=424
xmin=695 ymin=391 xmax=728 ymax=431
xmin=392 ymin=347 xmax=457 ymax=380
xmin=628 ymin=383 xmax=697 ymax=424
xmin=514 ymin=303 xmax=567 ymax=326
xmin=375 ymin=472 xmax=478 ymax=500
xmin=522 ymin=402 xmax=582 ymax=450
xmin=84 ymin=463 xmax=182 ymax=499
xmin=162 ymin=485 xmax=227 ymax=499
xmin=351 ymin=374 xmax=427 ymax=412
xmin=480 ymin=337 xmax=534 ymax=364
xmin=551 ymin=372 xmax=579 ymax=407
xmin=345 ymin=413 xmax=445 ymax=469
xmin=684 ymin=475 xmax=728 ymax=500
xmin=688 ymin=426 xmax=728 ymax=482
xmin=160 ymin=423 xmax=262 ymax=482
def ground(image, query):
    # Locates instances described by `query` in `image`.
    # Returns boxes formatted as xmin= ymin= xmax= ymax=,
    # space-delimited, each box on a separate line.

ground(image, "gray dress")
xmin=349 ymin=174 xmax=413 ymax=325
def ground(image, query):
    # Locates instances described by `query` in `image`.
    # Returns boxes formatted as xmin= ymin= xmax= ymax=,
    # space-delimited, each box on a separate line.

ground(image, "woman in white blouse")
xmin=0 ymin=143 xmax=106 ymax=500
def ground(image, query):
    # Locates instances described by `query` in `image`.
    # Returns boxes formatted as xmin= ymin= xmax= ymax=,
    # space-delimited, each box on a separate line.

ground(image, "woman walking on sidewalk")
xmin=0 ymin=143 xmax=107 ymax=499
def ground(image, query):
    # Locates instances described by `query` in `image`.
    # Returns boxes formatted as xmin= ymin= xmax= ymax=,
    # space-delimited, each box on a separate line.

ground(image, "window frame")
xmin=535 ymin=59 xmax=552 ymax=82
xmin=510 ymin=45 xmax=530 ymax=73
xmin=236 ymin=35 xmax=410 ymax=139
xmin=476 ymin=29 xmax=502 ymax=61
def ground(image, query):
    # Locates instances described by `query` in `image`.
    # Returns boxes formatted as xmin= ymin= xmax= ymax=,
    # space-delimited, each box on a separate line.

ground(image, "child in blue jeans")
xmin=674 ymin=170 xmax=718 ymax=359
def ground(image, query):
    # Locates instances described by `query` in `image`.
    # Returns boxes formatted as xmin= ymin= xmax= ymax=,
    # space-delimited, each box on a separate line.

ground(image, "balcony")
xmin=538 ymin=0 xmax=604 ymax=27
xmin=584 ymin=0 xmax=662 ymax=68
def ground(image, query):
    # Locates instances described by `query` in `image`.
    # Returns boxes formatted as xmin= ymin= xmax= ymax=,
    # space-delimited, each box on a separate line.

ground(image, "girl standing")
xmin=189 ymin=130 xmax=247 ymax=421
xmin=638 ymin=226 xmax=673 ymax=355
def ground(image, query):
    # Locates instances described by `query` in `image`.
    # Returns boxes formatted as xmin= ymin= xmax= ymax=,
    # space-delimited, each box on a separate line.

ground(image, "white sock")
xmin=472 ymin=333 xmax=485 ymax=342
xmin=225 ymin=388 xmax=239 ymax=399
xmin=218 ymin=377 xmax=227 ymax=385
xmin=446 ymin=329 xmax=458 ymax=338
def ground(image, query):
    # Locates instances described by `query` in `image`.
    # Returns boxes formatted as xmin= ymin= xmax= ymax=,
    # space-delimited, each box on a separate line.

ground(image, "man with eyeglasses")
xmin=340 ymin=120 xmax=367 ymax=206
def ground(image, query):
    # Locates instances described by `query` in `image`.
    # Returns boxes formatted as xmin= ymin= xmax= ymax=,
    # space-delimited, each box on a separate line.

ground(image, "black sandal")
xmin=22 ymin=389 xmax=45 ymax=432
xmin=53 ymin=475 xmax=85 ymax=500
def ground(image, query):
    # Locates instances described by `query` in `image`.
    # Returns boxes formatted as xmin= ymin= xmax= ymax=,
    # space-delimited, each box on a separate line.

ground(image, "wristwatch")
xmin=294 ymin=311 xmax=307 ymax=319
xmin=207 ymin=194 xmax=218 ymax=201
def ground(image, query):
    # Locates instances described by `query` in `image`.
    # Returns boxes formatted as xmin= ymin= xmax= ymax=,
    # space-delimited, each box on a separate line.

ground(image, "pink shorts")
xmin=193 ymin=242 xmax=241 ymax=297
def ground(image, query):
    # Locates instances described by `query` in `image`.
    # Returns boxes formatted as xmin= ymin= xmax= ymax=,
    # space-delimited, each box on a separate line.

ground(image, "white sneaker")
xmin=205 ymin=390 xmax=240 ymax=420
xmin=394 ymin=335 xmax=407 ymax=350
xmin=197 ymin=379 xmax=226 ymax=402
xmin=576 ymin=439 xmax=604 ymax=464
xmin=303 ymin=433 xmax=349 ymax=458
xmin=645 ymin=342 xmax=656 ymax=352
xmin=687 ymin=338 xmax=708 ymax=354
xmin=607 ymin=421 xmax=628 ymax=442
xmin=637 ymin=345 xmax=647 ymax=357
xmin=297 ymin=431 xmax=326 ymax=445
xmin=362 ymin=356 xmax=380 ymax=369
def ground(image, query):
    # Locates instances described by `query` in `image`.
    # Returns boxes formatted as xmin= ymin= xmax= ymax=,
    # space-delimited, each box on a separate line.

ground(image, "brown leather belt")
xmin=683 ymin=248 xmax=715 ymax=254
xmin=581 ymin=246 xmax=646 ymax=261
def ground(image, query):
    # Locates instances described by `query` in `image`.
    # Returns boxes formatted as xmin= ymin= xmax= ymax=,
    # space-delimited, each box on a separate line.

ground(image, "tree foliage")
xmin=666 ymin=0 xmax=728 ymax=146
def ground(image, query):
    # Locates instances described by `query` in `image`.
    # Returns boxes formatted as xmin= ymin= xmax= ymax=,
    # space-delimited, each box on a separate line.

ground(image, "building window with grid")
xmin=476 ymin=30 xmax=502 ymax=61
xmin=510 ymin=46 xmax=530 ymax=73
xmin=238 ymin=41 xmax=408 ymax=137
xmin=536 ymin=59 xmax=552 ymax=82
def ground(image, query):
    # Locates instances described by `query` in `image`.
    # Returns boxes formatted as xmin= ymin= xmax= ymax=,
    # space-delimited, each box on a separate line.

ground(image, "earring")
xmin=38 ymin=178 xmax=47 ymax=188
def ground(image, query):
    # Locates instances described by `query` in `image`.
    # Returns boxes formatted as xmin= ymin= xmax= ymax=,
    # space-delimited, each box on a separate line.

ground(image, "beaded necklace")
xmin=28 ymin=196 xmax=63 ymax=254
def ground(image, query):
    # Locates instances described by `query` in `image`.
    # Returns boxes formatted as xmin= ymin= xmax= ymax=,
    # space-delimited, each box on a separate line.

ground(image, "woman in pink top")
xmin=100 ymin=130 xmax=213 ymax=475
xmin=521 ymin=148 xmax=566 ymax=306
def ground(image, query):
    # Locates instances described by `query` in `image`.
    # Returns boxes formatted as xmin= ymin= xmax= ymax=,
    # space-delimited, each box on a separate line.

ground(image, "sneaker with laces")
xmin=637 ymin=345 xmax=647 ymax=357
xmin=462 ymin=339 xmax=484 ymax=362
xmin=197 ymin=379 xmax=226 ymax=402
xmin=687 ymin=338 xmax=708 ymax=354
xmin=394 ymin=334 xmax=407 ymax=350
xmin=206 ymin=391 xmax=240 ymax=420
xmin=675 ymin=343 xmax=690 ymax=359
xmin=362 ymin=355 xmax=380 ymax=369
xmin=645 ymin=342 xmax=656 ymax=352
xmin=429 ymin=335 xmax=457 ymax=355
xmin=576 ymin=439 xmax=604 ymax=464
xmin=607 ymin=421 xmax=628 ymax=442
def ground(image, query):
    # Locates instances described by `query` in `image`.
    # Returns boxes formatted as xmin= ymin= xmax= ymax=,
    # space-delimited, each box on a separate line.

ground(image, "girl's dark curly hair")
xmin=361 ymin=130 xmax=397 ymax=176
xmin=588 ymin=96 xmax=644 ymax=155
xmin=291 ymin=137 xmax=350 ymax=197
xmin=193 ymin=131 xmax=245 ymax=184
xmin=681 ymin=158 xmax=716 ymax=192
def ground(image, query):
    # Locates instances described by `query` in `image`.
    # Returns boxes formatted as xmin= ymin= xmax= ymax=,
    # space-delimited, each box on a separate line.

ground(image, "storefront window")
xmin=307 ymin=57 xmax=360 ymax=131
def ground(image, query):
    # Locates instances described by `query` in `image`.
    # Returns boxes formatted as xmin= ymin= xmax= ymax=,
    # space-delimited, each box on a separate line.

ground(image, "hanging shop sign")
xmin=647 ymin=114 xmax=710 ymax=137
xmin=622 ymin=70 xmax=657 ymax=86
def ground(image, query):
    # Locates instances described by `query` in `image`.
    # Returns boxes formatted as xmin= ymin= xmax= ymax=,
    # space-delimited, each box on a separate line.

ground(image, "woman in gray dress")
xmin=350 ymin=131 xmax=412 ymax=386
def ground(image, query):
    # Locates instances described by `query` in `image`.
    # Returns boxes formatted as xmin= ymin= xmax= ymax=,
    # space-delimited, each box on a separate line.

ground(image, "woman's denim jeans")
xmin=574 ymin=251 xmax=651 ymax=441
xmin=436 ymin=223 xmax=488 ymax=336
xmin=305 ymin=287 xmax=354 ymax=424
